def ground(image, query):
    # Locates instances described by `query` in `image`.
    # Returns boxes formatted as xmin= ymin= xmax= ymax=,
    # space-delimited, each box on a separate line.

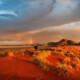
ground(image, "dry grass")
xmin=0 ymin=46 xmax=80 ymax=80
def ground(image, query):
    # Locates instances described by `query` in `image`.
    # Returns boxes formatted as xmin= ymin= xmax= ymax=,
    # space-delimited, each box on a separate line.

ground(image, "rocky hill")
xmin=47 ymin=39 xmax=79 ymax=46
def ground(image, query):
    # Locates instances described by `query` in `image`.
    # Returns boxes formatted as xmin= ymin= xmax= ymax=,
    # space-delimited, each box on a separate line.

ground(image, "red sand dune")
xmin=0 ymin=54 xmax=57 ymax=80
xmin=0 ymin=50 xmax=80 ymax=80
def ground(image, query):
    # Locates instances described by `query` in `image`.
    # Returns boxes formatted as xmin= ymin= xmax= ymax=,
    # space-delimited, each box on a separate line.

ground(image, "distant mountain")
xmin=57 ymin=39 xmax=68 ymax=46
xmin=47 ymin=39 xmax=79 ymax=46
xmin=57 ymin=39 xmax=79 ymax=46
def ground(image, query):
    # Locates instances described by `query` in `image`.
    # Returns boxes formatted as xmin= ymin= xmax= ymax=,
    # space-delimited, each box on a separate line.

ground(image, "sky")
xmin=0 ymin=0 xmax=80 ymax=44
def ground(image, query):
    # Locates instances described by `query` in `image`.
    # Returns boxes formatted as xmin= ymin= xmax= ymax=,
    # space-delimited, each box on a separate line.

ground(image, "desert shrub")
xmin=58 ymin=58 xmax=64 ymax=64
xmin=64 ymin=57 xmax=70 ymax=63
xmin=57 ymin=49 xmax=62 ymax=52
xmin=56 ymin=63 xmax=68 ymax=75
xmin=64 ymin=52 xmax=75 ymax=58
xmin=77 ymin=54 xmax=80 ymax=58
xmin=32 ymin=50 xmax=52 ymax=70
xmin=32 ymin=58 xmax=40 ymax=65
xmin=48 ymin=65 xmax=57 ymax=70
xmin=8 ymin=51 xmax=14 ymax=56
xmin=32 ymin=58 xmax=49 ymax=70
xmin=64 ymin=53 xmax=69 ymax=56
xmin=71 ymin=63 xmax=80 ymax=71
xmin=0 ymin=52 xmax=8 ymax=57
xmin=74 ymin=57 xmax=80 ymax=63
xmin=71 ymin=58 xmax=80 ymax=71
xmin=56 ymin=65 xmax=69 ymax=77
xmin=71 ymin=63 xmax=77 ymax=69
xmin=69 ymin=53 xmax=75 ymax=57
xmin=23 ymin=50 xmax=34 ymax=56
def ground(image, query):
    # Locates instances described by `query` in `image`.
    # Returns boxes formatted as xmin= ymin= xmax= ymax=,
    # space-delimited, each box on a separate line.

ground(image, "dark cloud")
xmin=13 ymin=0 xmax=80 ymax=33
xmin=0 ymin=0 xmax=80 ymax=43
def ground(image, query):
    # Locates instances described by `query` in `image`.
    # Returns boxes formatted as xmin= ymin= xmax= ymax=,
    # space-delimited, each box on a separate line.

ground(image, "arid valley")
xmin=0 ymin=39 xmax=80 ymax=80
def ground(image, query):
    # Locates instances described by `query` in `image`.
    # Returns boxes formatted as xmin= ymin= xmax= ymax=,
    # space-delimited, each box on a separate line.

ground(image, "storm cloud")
xmin=0 ymin=0 xmax=80 ymax=43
